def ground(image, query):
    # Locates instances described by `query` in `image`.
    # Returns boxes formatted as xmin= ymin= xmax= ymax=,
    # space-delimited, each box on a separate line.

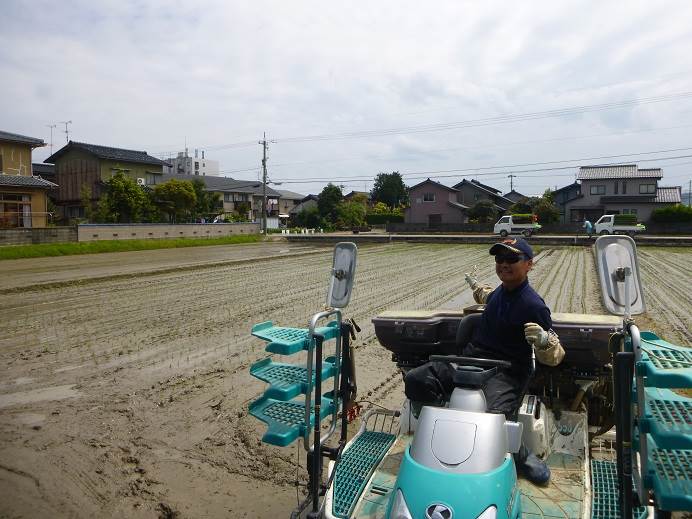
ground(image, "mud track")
xmin=0 ymin=243 xmax=689 ymax=518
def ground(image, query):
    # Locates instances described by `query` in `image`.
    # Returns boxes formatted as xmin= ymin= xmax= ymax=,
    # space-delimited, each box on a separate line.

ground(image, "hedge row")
xmin=366 ymin=214 xmax=404 ymax=224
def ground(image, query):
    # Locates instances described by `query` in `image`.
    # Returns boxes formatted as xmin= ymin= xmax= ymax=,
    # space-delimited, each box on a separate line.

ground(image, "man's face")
xmin=495 ymin=254 xmax=533 ymax=286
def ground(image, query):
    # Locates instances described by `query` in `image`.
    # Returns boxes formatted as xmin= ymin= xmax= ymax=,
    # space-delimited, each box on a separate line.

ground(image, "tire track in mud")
xmin=1 ymin=243 xmax=688 ymax=518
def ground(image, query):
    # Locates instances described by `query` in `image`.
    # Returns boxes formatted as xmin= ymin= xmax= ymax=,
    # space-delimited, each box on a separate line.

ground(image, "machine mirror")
xmin=326 ymin=242 xmax=357 ymax=309
xmin=595 ymin=235 xmax=646 ymax=316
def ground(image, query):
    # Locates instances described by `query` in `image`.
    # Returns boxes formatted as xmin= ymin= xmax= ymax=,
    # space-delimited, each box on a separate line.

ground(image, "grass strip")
xmin=0 ymin=234 xmax=262 ymax=260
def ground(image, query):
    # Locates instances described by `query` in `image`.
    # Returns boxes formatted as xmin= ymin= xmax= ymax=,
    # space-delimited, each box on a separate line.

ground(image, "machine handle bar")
xmin=429 ymin=354 xmax=512 ymax=370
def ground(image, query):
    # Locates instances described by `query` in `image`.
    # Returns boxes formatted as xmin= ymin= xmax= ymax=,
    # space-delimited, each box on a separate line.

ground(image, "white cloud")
xmin=3 ymin=0 xmax=692 ymax=194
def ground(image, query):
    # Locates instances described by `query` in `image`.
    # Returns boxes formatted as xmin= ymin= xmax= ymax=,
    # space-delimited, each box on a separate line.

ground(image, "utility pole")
xmin=259 ymin=132 xmax=268 ymax=233
xmin=46 ymin=124 xmax=57 ymax=156
xmin=507 ymin=174 xmax=516 ymax=191
xmin=60 ymin=120 xmax=72 ymax=143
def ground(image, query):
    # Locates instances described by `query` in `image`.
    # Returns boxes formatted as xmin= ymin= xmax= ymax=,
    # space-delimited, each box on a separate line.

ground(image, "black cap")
xmin=489 ymin=237 xmax=534 ymax=259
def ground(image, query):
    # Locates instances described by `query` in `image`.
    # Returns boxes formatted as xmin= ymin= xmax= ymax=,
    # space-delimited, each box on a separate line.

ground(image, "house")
xmin=159 ymin=173 xmax=281 ymax=222
xmin=45 ymin=141 xmax=165 ymax=220
xmin=503 ymin=189 xmax=527 ymax=204
xmin=276 ymin=189 xmax=306 ymax=217
xmin=289 ymin=194 xmax=319 ymax=217
xmin=452 ymin=179 xmax=514 ymax=212
xmin=32 ymin=163 xmax=56 ymax=184
xmin=406 ymin=178 xmax=467 ymax=227
xmin=552 ymin=182 xmax=582 ymax=223
xmin=563 ymin=165 xmax=682 ymax=222
xmin=164 ymin=149 xmax=220 ymax=176
xmin=0 ymin=130 xmax=56 ymax=228
xmin=343 ymin=190 xmax=372 ymax=205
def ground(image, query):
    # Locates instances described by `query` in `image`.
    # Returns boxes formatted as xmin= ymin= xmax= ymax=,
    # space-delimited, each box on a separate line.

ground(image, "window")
xmin=622 ymin=181 xmax=627 ymax=194
xmin=0 ymin=193 xmax=32 ymax=228
xmin=194 ymin=161 xmax=199 ymax=170
xmin=145 ymin=173 xmax=157 ymax=185
xmin=423 ymin=192 xmax=435 ymax=202
xmin=639 ymin=184 xmax=656 ymax=194
xmin=623 ymin=208 xmax=638 ymax=215
xmin=590 ymin=185 xmax=606 ymax=195
xmin=614 ymin=182 xmax=618 ymax=194
xmin=474 ymin=193 xmax=481 ymax=201
xmin=224 ymin=193 xmax=232 ymax=202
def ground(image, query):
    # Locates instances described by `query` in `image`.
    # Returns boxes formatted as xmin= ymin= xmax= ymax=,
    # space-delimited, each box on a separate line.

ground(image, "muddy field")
xmin=0 ymin=243 xmax=690 ymax=518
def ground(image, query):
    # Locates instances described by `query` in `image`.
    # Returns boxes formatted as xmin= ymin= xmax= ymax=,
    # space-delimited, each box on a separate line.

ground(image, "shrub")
xmin=651 ymin=204 xmax=692 ymax=223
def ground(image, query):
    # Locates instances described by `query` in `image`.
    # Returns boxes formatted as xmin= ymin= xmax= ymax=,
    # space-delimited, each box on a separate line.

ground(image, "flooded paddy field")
xmin=0 ymin=243 xmax=690 ymax=518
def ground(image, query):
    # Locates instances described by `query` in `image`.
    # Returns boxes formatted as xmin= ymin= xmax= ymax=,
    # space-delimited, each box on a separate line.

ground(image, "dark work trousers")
xmin=403 ymin=347 xmax=530 ymax=465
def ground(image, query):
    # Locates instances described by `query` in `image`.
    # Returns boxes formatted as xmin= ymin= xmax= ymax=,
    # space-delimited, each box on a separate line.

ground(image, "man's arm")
xmin=465 ymin=273 xmax=493 ymax=304
xmin=525 ymin=307 xmax=565 ymax=367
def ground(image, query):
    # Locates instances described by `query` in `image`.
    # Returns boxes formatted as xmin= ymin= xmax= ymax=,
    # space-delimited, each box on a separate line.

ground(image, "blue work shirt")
xmin=470 ymin=278 xmax=552 ymax=367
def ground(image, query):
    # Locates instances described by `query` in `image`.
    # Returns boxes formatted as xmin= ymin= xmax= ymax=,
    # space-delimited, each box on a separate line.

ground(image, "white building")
xmin=165 ymin=149 xmax=219 ymax=176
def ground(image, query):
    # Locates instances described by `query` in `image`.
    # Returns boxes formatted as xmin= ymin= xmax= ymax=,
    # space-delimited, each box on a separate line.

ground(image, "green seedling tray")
xmin=636 ymin=332 xmax=692 ymax=388
xmin=645 ymin=435 xmax=692 ymax=511
xmin=250 ymin=356 xmax=337 ymax=401
xmin=249 ymin=393 xmax=335 ymax=447
xmin=251 ymin=320 xmax=339 ymax=355
xmin=640 ymin=387 xmax=692 ymax=450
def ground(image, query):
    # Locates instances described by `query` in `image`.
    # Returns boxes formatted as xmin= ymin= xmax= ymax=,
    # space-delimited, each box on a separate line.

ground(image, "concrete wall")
xmin=0 ymin=226 xmax=77 ymax=245
xmin=78 ymin=222 xmax=260 ymax=242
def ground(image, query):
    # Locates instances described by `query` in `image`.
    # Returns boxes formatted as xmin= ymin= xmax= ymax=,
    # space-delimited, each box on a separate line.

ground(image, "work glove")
xmin=524 ymin=322 xmax=549 ymax=350
xmin=464 ymin=272 xmax=479 ymax=290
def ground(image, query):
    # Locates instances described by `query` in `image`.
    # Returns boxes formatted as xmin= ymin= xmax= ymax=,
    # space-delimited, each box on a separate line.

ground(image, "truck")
xmin=493 ymin=214 xmax=542 ymax=237
xmin=593 ymin=214 xmax=646 ymax=236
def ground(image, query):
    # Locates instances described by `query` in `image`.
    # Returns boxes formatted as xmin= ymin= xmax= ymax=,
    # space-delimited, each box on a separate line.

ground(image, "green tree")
xmin=371 ymin=172 xmax=408 ymax=208
xmin=95 ymin=172 xmax=150 ymax=223
xmin=294 ymin=207 xmax=324 ymax=228
xmin=80 ymin=183 xmax=94 ymax=222
xmin=466 ymin=199 xmax=497 ymax=223
xmin=337 ymin=201 xmax=366 ymax=229
xmin=153 ymin=179 xmax=197 ymax=222
xmin=317 ymin=183 xmax=343 ymax=224
xmin=191 ymin=179 xmax=221 ymax=221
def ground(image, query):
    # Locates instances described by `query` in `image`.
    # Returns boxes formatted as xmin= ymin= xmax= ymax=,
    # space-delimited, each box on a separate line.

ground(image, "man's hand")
xmin=524 ymin=322 xmax=549 ymax=350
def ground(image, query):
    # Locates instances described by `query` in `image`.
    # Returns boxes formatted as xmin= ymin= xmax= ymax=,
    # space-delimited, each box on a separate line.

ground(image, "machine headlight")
xmin=390 ymin=489 xmax=413 ymax=519
xmin=476 ymin=505 xmax=497 ymax=519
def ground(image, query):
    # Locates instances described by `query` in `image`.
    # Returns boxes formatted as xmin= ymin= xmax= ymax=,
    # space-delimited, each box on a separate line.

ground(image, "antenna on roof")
xmin=46 ymin=124 xmax=57 ymax=156
xmin=59 ymin=120 xmax=72 ymax=143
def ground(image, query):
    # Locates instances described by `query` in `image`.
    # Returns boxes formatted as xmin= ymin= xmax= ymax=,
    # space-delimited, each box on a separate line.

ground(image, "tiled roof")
xmin=409 ymin=178 xmax=458 ymax=193
xmin=32 ymin=163 xmax=55 ymax=175
xmin=46 ymin=141 xmax=164 ymax=166
xmin=276 ymin=189 xmax=306 ymax=200
xmin=453 ymin=179 xmax=513 ymax=205
xmin=0 ymin=130 xmax=44 ymax=147
xmin=447 ymin=201 xmax=469 ymax=211
xmin=0 ymin=174 xmax=56 ymax=188
xmin=159 ymin=173 xmax=281 ymax=196
xmin=552 ymin=181 xmax=580 ymax=194
xmin=577 ymin=165 xmax=663 ymax=179
xmin=470 ymin=179 xmax=501 ymax=193
xmin=655 ymin=186 xmax=682 ymax=203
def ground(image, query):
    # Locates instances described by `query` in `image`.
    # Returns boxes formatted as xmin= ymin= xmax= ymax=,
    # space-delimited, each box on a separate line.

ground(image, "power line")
xmin=268 ymin=146 xmax=692 ymax=182
xmin=249 ymin=152 xmax=692 ymax=186
xmin=272 ymin=91 xmax=692 ymax=143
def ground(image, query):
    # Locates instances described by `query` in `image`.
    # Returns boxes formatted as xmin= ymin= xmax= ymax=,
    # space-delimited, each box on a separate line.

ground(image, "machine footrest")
xmin=636 ymin=332 xmax=692 ymax=388
xmin=250 ymin=356 xmax=338 ymax=401
xmin=249 ymin=393 xmax=335 ymax=447
xmin=641 ymin=388 xmax=692 ymax=450
xmin=331 ymin=431 xmax=396 ymax=518
xmin=590 ymin=460 xmax=648 ymax=519
xmin=645 ymin=435 xmax=692 ymax=512
xmin=251 ymin=321 xmax=339 ymax=355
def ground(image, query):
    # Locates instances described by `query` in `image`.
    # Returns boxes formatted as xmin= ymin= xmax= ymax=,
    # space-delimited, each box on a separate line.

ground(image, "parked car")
xmin=593 ymin=214 xmax=646 ymax=236
xmin=493 ymin=215 xmax=542 ymax=237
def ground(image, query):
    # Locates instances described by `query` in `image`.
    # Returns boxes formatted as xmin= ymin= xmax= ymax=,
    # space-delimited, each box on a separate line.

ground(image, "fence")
xmin=386 ymin=222 xmax=692 ymax=235
xmin=78 ymin=223 xmax=260 ymax=242
xmin=0 ymin=226 xmax=78 ymax=246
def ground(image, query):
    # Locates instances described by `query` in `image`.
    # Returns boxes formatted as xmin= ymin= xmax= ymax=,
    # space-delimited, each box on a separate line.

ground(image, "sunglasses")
xmin=495 ymin=254 xmax=525 ymax=264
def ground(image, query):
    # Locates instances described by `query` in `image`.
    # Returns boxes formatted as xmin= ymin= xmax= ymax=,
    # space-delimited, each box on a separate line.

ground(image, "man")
xmin=583 ymin=219 xmax=593 ymax=238
xmin=404 ymin=237 xmax=564 ymax=485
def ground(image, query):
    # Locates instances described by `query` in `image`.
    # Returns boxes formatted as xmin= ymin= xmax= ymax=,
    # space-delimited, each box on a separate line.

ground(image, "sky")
xmin=3 ymin=0 xmax=692 ymax=197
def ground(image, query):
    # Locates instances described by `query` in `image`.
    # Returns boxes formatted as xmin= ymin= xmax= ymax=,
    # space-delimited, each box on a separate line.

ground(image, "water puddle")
xmin=0 ymin=384 xmax=81 ymax=409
